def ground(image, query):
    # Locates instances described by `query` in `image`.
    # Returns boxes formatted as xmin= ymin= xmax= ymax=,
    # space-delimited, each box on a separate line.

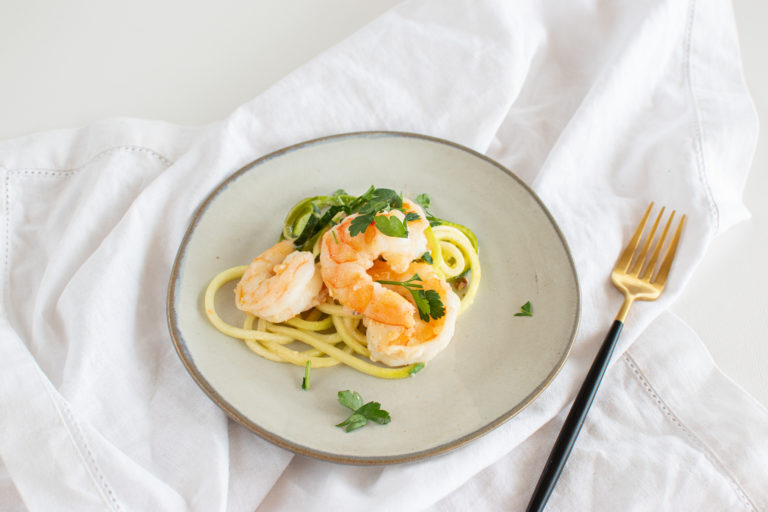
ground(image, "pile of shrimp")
xmin=232 ymin=199 xmax=461 ymax=368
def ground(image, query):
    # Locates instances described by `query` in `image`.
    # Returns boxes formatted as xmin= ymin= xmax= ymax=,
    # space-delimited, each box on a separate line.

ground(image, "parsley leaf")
xmin=415 ymin=193 xmax=431 ymax=210
xmin=515 ymin=301 xmax=533 ymax=317
xmin=336 ymin=390 xmax=391 ymax=432
xmin=284 ymin=187 xmax=378 ymax=250
xmin=370 ymin=188 xmax=402 ymax=209
xmin=355 ymin=402 xmax=391 ymax=424
xmin=419 ymin=251 xmax=434 ymax=264
xmin=301 ymin=361 xmax=311 ymax=390
xmin=337 ymin=390 xmax=364 ymax=410
xmin=348 ymin=214 xmax=375 ymax=237
xmin=354 ymin=188 xmax=401 ymax=217
xmin=371 ymin=211 xmax=422 ymax=238
xmin=412 ymin=288 xmax=431 ymax=322
xmin=424 ymin=289 xmax=445 ymax=319
xmin=409 ymin=362 xmax=425 ymax=375
xmin=403 ymin=212 xmax=421 ymax=223
xmin=345 ymin=187 xmax=416 ymax=238
xmin=415 ymin=192 xmax=441 ymax=226
xmin=375 ymin=274 xmax=446 ymax=321
xmin=350 ymin=210 xmax=422 ymax=239
xmin=373 ymin=215 xmax=408 ymax=238
xmin=284 ymin=187 xmax=429 ymax=249
xmin=358 ymin=199 xmax=389 ymax=216
xmin=336 ymin=413 xmax=368 ymax=432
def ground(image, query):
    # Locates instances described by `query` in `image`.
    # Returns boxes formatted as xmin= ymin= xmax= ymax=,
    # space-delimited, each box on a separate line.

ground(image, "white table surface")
xmin=1 ymin=0 xmax=765 ymax=408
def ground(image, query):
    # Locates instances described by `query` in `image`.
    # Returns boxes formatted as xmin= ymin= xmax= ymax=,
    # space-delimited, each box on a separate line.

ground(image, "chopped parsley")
xmin=414 ymin=193 xmax=431 ymax=210
xmin=370 ymin=213 xmax=419 ymax=238
xmin=335 ymin=390 xmax=391 ymax=432
xmin=284 ymin=187 xmax=435 ymax=248
xmin=347 ymin=214 xmax=374 ymax=237
xmin=515 ymin=301 xmax=533 ymax=317
xmin=348 ymin=189 xmax=421 ymax=238
xmin=414 ymin=192 xmax=442 ymax=227
xmin=408 ymin=362 xmax=425 ymax=375
xmin=301 ymin=360 xmax=311 ymax=390
xmin=375 ymin=274 xmax=446 ymax=322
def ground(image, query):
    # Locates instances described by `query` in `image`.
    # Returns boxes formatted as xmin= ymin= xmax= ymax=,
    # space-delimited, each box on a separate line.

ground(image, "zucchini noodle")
xmin=205 ymin=267 xmax=419 ymax=379
xmin=203 ymin=190 xmax=482 ymax=380
xmin=430 ymin=224 xmax=481 ymax=313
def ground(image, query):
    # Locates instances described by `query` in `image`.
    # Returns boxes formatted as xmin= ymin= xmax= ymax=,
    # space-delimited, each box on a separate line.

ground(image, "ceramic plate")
xmin=167 ymin=132 xmax=579 ymax=464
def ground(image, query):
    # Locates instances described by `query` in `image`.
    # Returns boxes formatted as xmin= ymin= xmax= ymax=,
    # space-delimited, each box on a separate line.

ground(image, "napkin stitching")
xmin=50 ymin=389 xmax=124 ymax=511
xmin=5 ymin=145 xmax=173 ymax=174
xmin=2 ymin=167 xmax=10 ymax=315
xmin=2 ymin=145 xmax=173 ymax=289
xmin=2 ymin=169 xmax=75 ymax=303
xmin=1 ymin=146 xmax=170 ymax=509
xmin=1 ymin=167 xmax=123 ymax=510
xmin=623 ymin=352 xmax=756 ymax=511
xmin=683 ymin=0 xmax=719 ymax=230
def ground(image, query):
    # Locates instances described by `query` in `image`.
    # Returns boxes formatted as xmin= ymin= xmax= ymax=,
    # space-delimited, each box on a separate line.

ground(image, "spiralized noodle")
xmin=204 ymin=222 xmax=480 ymax=379
xmin=430 ymin=225 xmax=481 ymax=313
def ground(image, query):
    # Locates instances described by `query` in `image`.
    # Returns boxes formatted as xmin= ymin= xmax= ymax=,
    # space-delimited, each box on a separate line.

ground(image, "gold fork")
xmin=526 ymin=203 xmax=686 ymax=512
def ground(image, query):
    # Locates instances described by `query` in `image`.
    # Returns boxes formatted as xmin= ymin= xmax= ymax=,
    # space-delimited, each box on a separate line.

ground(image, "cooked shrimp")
xmin=318 ymin=198 xmax=429 ymax=328
xmin=319 ymin=216 xmax=415 ymax=329
xmin=364 ymin=261 xmax=461 ymax=366
xmin=378 ymin=199 xmax=430 ymax=272
xmin=234 ymin=240 xmax=324 ymax=323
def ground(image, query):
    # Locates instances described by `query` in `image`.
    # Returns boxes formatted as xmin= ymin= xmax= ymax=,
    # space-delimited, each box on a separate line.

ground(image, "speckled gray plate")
xmin=167 ymin=132 xmax=579 ymax=465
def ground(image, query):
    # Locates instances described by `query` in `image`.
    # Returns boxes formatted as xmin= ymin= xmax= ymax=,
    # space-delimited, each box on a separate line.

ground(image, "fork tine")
xmin=630 ymin=206 xmax=665 ymax=275
xmin=652 ymin=214 xmax=686 ymax=285
xmin=639 ymin=210 xmax=675 ymax=280
xmin=617 ymin=202 xmax=654 ymax=272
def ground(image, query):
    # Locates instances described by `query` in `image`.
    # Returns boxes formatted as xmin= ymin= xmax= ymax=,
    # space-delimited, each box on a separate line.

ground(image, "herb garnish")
xmin=375 ymin=274 xmax=446 ymax=322
xmin=348 ymin=189 xmax=421 ymax=239
xmin=285 ymin=189 xmax=357 ymax=250
xmin=415 ymin=193 xmax=442 ymax=227
xmin=335 ymin=390 xmax=391 ymax=432
xmin=408 ymin=362 xmax=425 ymax=375
xmin=515 ymin=301 xmax=533 ymax=317
xmin=414 ymin=193 xmax=431 ymax=210
xmin=301 ymin=361 xmax=311 ymax=390
xmin=284 ymin=187 xmax=424 ymax=248
xmin=415 ymin=193 xmax=479 ymax=252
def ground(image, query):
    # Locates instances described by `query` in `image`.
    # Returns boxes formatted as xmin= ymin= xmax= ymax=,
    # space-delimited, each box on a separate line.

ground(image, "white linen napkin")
xmin=1 ymin=0 xmax=765 ymax=510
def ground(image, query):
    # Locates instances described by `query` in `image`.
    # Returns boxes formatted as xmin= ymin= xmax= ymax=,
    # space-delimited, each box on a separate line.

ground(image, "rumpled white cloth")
xmin=1 ymin=0 xmax=766 ymax=510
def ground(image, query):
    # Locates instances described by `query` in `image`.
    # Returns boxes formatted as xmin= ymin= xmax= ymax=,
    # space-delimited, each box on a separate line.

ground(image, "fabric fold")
xmin=0 ymin=0 xmax=762 ymax=510
xmin=429 ymin=312 xmax=768 ymax=512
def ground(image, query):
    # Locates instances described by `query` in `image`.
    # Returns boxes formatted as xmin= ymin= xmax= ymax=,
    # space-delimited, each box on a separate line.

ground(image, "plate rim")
xmin=166 ymin=130 xmax=581 ymax=465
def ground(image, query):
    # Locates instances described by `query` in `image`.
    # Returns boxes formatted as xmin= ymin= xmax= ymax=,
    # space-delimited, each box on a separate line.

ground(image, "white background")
xmin=0 ymin=0 xmax=765 ymax=407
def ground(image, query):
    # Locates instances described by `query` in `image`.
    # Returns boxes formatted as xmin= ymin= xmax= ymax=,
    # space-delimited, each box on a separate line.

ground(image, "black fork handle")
xmin=525 ymin=320 xmax=624 ymax=512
